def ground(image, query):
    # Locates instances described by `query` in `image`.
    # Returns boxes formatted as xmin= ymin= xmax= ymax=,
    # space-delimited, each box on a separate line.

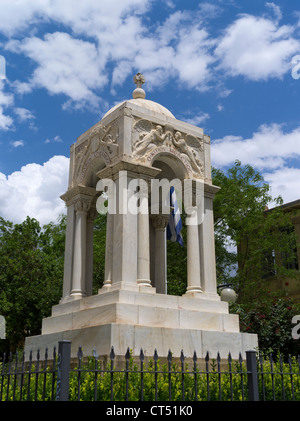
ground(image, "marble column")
xmin=70 ymin=199 xmax=91 ymax=298
xmin=61 ymin=203 xmax=75 ymax=300
xmin=60 ymin=186 xmax=97 ymax=302
xmin=85 ymin=205 xmax=97 ymax=296
xmin=137 ymin=180 xmax=151 ymax=287
xmin=103 ymin=210 xmax=113 ymax=288
xmin=199 ymin=190 xmax=219 ymax=296
xmin=185 ymin=208 xmax=202 ymax=295
xmin=111 ymin=172 xmax=138 ymax=288
xmin=151 ymin=214 xmax=168 ymax=294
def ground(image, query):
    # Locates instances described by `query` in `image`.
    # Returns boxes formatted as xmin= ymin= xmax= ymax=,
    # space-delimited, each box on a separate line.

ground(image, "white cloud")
xmin=212 ymin=123 xmax=300 ymax=170
xmin=265 ymin=2 xmax=282 ymax=23
xmin=7 ymin=32 xmax=107 ymax=109
xmin=0 ymin=0 xmax=150 ymax=38
xmin=0 ymin=1 xmax=299 ymax=113
xmin=181 ymin=111 xmax=210 ymax=126
xmin=211 ymin=123 xmax=300 ymax=204
xmin=45 ymin=135 xmax=63 ymax=144
xmin=4 ymin=4 xmax=216 ymax=99
xmin=10 ymin=140 xmax=24 ymax=147
xmin=215 ymin=14 xmax=300 ymax=80
xmin=0 ymin=80 xmax=14 ymax=130
xmin=0 ymin=155 xmax=69 ymax=225
xmin=0 ymin=0 xmax=49 ymax=36
xmin=0 ymin=108 xmax=13 ymax=131
xmin=263 ymin=167 xmax=300 ymax=204
xmin=14 ymin=107 xmax=35 ymax=122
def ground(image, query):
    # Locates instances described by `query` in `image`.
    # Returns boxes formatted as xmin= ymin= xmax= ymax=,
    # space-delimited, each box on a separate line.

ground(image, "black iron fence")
xmin=1 ymin=341 xmax=300 ymax=402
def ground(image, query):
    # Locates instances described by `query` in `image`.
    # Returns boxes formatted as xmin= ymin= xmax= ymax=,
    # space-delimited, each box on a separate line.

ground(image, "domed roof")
xmin=102 ymin=73 xmax=175 ymax=119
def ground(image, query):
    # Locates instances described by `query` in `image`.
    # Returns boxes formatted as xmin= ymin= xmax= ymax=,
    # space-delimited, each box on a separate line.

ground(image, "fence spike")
xmin=205 ymin=351 xmax=209 ymax=362
xmin=92 ymin=348 xmax=98 ymax=359
xmin=217 ymin=352 xmax=221 ymax=363
xmin=125 ymin=347 xmax=130 ymax=360
xmin=139 ymin=348 xmax=145 ymax=362
xmin=228 ymin=352 xmax=232 ymax=364
xmin=279 ymin=353 xmax=283 ymax=366
xmin=180 ymin=349 xmax=185 ymax=364
xmin=238 ymin=352 xmax=243 ymax=364
xmin=77 ymin=346 xmax=83 ymax=360
xmin=167 ymin=349 xmax=172 ymax=363
xmin=193 ymin=350 xmax=197 ymax=363
xmin=110 ymin=346 xmax=115 ymax=361
xmin=153 ymin=348 xmax=158 ymax=362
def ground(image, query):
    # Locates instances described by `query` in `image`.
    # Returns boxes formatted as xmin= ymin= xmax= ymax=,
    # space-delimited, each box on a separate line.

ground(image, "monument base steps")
xmin=24 ymin=288 xmax=258 ymax=360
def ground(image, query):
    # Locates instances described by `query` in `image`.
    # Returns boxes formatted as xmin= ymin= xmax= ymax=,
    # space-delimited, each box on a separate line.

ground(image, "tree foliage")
xmin=212 ymin=161 xmax=297 ymax=301
xmin=212 ymin=161 xmax=300 ymax=355
xmin=0 ymin=216 xmax=65 ymax=353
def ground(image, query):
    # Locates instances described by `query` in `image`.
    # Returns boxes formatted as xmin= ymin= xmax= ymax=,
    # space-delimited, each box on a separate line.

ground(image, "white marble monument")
xmin=25 ymin=74 xmax=257 ymax=359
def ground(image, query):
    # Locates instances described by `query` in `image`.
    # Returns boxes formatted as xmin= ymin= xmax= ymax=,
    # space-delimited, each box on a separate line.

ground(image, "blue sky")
xmin=0 ymin=0 xmax=299 ymax=225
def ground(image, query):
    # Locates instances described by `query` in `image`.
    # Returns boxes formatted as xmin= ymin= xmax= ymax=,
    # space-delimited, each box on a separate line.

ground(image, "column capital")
xmin=74 ymin=197 xmax=92 ymax=214
xmin=150 ymin=214 xmax=169 ymax=230
xmin=60 ymin=185 xmax=97 ymax=206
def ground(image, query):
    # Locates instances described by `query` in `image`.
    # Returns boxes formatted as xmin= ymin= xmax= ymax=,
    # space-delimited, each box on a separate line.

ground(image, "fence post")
xmin=246 ymin=350 xmax=259 ymax=401
xmin=56 ymin=340 xmax=71 ymax=401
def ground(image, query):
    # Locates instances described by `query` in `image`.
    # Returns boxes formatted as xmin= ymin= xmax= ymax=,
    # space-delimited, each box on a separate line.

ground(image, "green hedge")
xmin=1 ymin=355 xmax=300 ymax=401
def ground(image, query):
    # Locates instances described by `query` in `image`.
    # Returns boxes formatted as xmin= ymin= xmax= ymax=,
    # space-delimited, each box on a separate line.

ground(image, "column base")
xmin=70 ymin=289 xmax=86 ymax=299
xmin=98 ymin=281 xmax=156 ymax=294
xmin=137 ymin=279 xmax=152 ymax=287
xmin=184 ymin=286 xmax=203 ymax=295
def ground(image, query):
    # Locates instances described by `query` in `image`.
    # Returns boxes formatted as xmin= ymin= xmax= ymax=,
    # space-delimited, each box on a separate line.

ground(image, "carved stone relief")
xmin=132 ymin=119 xmax=204 ymax=178
xmin=73 ymin=123 xmax=119 ymax=185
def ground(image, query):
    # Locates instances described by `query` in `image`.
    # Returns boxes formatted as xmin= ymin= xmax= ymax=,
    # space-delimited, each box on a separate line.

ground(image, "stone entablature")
xmin=67 ymin=89 xmax=211 ymax=190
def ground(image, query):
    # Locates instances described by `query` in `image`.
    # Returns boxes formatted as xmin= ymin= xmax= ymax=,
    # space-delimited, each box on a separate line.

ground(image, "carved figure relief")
xmin=132 ymin=119 xmax=204 ymax=178
xmin=74 ymin=123 xmax=119 ymax=185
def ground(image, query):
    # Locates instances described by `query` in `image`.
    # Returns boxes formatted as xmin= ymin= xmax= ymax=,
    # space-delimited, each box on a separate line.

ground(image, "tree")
xmin=0 ymin=216 xmax=65 ymax=353
xmin=212 ymin=161 xmax=300 ymax=356
xmin=212 ymin=160 xmax=297 ymax=302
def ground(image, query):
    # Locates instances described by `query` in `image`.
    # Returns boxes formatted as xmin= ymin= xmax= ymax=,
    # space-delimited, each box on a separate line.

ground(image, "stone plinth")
xmin=25 ymin=288 xmax=258 ymax=359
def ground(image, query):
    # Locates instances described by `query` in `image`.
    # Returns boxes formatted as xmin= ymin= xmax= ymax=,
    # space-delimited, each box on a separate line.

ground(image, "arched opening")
xmin=81 ymin=157 xmax=107 ymax=189
xmin=150 ymin=154 xmax=188 ymax=295
xmin=152 ymin=153 xmax=188 ymax=181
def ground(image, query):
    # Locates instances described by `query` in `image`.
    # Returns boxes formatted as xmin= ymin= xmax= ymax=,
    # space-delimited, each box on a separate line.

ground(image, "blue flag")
xmin=167 ymin=186 xmax=184 ymax=247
